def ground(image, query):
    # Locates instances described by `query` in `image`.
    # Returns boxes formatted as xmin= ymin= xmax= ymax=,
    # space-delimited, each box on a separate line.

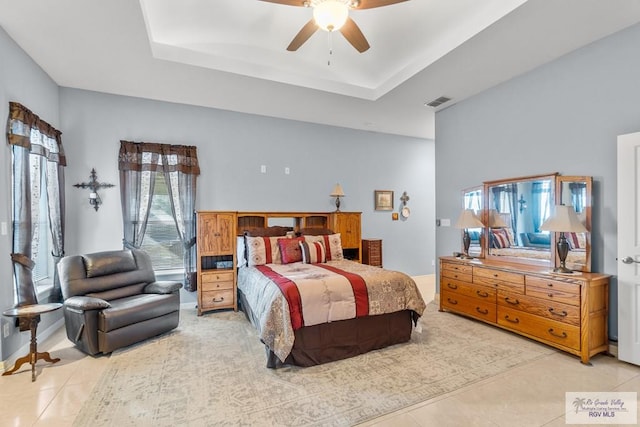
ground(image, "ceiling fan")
xmin=259 ymin=0 xmax=409 ymax=53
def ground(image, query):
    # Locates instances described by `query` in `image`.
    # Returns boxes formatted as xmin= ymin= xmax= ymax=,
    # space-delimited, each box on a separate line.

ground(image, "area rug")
xmin=73 ymin=303 xmax=555 ymax=426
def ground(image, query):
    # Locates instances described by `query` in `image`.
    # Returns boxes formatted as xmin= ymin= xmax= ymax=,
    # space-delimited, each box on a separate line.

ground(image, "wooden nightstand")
xmin=362 ymin=239 xmax=382 ymax=267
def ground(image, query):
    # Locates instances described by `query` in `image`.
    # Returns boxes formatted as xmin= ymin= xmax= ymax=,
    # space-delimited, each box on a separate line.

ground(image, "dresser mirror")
xmin=556 ymin=176 xmax=592 ymax=272
xmin=462 ymin=186 xmax=484 ymax=258
xmin=483 ymin=173 xmax=558 ymax=267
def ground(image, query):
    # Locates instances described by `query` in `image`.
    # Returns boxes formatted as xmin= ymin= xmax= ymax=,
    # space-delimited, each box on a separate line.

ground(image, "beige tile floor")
xmin=1 ymin=275 xmax=638 ymax=427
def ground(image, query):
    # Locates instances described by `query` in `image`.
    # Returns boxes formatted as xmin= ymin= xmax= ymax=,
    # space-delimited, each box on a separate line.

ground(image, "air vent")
xmin=425 ymin=96 xmax=451 ymax=108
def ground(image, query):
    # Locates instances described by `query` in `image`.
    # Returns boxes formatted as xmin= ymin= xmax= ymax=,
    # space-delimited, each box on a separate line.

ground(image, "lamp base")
xmin=551 ymin=266 xmax=574 ymax=274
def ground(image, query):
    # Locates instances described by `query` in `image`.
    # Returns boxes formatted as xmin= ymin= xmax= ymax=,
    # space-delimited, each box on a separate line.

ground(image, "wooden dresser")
xmin=362 ymin=239 xmax=382 ymax=267
xmin=439 ymin=256 xmax=609 ymax=364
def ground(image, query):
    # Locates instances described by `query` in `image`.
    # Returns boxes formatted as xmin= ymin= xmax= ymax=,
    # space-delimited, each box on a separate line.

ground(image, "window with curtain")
xmin=139 ymin=172 xmax=184 ymax=270
xmin=7 ymin=102 xmax=66 ymax=306
xmin=118 ymin=140 xmax=200 ymax=291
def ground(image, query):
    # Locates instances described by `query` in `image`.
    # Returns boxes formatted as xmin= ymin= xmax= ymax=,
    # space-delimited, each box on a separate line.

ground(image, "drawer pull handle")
xmin=493 ymin=273 xmax=499 ymax=277
xmin=504 ymin=315 xmax=519 ymax=324
xmin=548 ymin=308 xmax=568 ymax=317
xmin=548 ymin=328 xmax=567 ymax=339
xmin=476 ymin=307 xmax=489 ymax=315
xmin=546 ymin=283 xmax=553 ymax=287
xmin=212 ymin=297 xmax=225 ymax=303
xmin=476 ymin=290 xmax=489 ymax=298
xmin=447 ymin=283 xmax=458 ymax=290
xmin=447 ymin=298 xmax=458 ymax=305
xmin=548 ymin=293 xmax=554 ymax=298
xmin=504 ymin=297 xmax=519 ymax=305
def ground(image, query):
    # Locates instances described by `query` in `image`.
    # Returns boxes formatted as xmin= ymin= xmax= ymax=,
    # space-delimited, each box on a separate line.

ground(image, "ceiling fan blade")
xmin=258 ymin=0 xmax=306 ymax=6
xmin=287 ymin=19 xmax=319 ymax=51
xmin=353 ymin=0 xmax=409 ymax=10
xmin=339 ymin=17 xmax=370 ymax=53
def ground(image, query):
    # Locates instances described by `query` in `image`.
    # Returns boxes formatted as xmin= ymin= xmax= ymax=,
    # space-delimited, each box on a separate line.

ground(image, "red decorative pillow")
xmin=278 ymin=237 xmax=304 ymax=264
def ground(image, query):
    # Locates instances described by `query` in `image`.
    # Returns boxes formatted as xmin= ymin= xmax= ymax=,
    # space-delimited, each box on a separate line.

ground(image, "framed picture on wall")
xmin=374 ymin=190 xmax=394 ymax=211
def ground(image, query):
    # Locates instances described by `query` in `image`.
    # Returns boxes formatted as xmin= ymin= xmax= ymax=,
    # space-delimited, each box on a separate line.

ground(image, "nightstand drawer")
xmin=201 ymin=271 xmax=234 ymax=283
xmin=200 ymin=289 xmax=234 ymax=310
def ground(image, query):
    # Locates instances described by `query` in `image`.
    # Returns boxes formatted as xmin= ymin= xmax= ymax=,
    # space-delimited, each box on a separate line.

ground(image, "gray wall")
xmin=435 ymin=22 xmax=640 ymax=340
xmin=0 ymin=24 xmax=435 ymax=361
xmin=0 ymin=26 xmax=63 ymax=360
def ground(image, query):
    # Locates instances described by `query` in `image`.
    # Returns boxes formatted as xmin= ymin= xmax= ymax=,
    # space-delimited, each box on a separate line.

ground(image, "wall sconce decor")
xmin=518 ymin=194 xmax=527 ymax=213
xmin=73 ymin=168 xmax=115 ymax=211
xmin=400 ymin=191 xmax=411 ymax=218
xmin=330 ymin=183 xmax=345 ymax=212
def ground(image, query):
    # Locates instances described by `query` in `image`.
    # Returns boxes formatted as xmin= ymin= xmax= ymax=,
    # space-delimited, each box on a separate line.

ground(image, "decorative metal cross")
xmin=400 ymin=191 xmax=410 ymax=206
xmin=73 ymin=168 xmax=115 ymax=211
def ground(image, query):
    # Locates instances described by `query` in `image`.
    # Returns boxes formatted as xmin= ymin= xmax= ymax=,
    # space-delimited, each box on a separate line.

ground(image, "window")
xmin=140 ymin=173 xmax=184 ymax=270
xmin=33 ymin=171 xmax=53 ymax=284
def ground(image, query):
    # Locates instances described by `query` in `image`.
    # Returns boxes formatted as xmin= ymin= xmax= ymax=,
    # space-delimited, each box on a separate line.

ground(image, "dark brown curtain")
xmin=7 ymin=102 xmax=66 ymax=305
xmin=118 ymin=141 xmax=200 ymax=291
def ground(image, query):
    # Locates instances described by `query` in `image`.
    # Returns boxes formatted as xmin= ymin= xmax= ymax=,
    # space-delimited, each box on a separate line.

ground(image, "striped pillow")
xmin=491 ymin=228 xmax=511 ymax=249
xmin=304 ymin=233 xmax=344 ymax=261
xmin=300 ymin=241 xmax=326 ymax=264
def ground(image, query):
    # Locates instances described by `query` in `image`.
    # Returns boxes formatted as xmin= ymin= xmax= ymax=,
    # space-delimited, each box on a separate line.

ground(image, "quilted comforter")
xmin=237 ymin=260 xmax=426 ymax=362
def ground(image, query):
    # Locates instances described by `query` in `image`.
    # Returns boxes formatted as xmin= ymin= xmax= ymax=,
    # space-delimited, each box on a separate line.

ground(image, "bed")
xmin=236 ymin=227 xmax=426 ymax=368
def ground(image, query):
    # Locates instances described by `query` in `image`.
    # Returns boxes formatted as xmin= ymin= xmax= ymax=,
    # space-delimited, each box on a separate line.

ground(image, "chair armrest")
xmin=144 ymin=281 xmax=183 ymax=294
xmin=64 ymin=296 xmax=111 ymax=311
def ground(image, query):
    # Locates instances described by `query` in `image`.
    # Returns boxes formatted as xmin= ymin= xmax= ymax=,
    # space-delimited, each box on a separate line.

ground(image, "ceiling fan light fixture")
xmin=313 ymin=0 xmax=349 ymax=32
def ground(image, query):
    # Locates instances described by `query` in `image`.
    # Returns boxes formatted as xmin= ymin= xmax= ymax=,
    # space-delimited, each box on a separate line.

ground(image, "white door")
xmin=617 ymin=131 xmax=640 ymax=366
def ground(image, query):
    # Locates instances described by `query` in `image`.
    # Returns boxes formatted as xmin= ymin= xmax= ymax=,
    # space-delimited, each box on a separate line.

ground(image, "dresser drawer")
xmin=473 ymin=267 xmax=524 ymax=294
xmin=526 ymin=286 xmax=580 ymax=307
xmin=497 ymin=291 xmax=580 ymax=326
xmin=497 ymin=306 xmax=580 ymax=350
xmin=526 ymin=276 xmax=580 ymax=295
xmin=441 ymin=291 xmax=496 ymax=323
xmin=441 ymin=262 xmax=473 ymax=275
xmin=200 ymin=289 xmax=234 ymax=310
xmin=474 ymin=267 xmax=524 ymax=285
xmin=442 ymin=278 xmax=496 ymax=302
xmin=441 ymin=262 xmax=472 ymax=282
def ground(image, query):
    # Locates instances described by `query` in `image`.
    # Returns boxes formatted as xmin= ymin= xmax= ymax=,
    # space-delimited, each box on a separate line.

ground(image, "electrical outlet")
xmin=3 ymin=322 xmax=10 ymax=338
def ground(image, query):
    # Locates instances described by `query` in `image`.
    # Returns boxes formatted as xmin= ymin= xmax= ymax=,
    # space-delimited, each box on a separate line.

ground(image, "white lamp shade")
xmin=540 ymin=205 xmax=588 ymax=233
xmin=330 ymin=183 xmax=345 ymax=197
xmin=455 ymin=209 xmax=484 ymax=229
xmin=488 ymin=209 xmax=508 ymax=228
xmin=313 ymin=0 xmax=349 ymax=32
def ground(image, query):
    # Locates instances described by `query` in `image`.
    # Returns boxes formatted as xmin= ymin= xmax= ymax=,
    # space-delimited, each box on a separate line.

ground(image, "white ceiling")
xmin=1 ymin=0 xmax=640 ymax=139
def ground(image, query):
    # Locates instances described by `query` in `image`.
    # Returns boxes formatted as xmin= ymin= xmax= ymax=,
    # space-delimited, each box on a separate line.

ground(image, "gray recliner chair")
xmin=57 ymin=249 xmax=182 ymax=355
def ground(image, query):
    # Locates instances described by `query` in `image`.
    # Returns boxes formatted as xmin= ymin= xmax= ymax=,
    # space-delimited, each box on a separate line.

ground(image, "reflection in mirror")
xmin=462 ymin=187 xmax=483 ymax=257
xmin=486 ymin=174 xmax=556 ymax=266
xmin=557 ymin=176 xmax=592 ymax=272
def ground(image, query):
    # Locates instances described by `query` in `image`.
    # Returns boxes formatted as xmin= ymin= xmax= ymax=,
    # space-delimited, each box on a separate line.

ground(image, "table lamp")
xmin=455 ymin=209 xmax=485 ymax=258
xmin=540 ymin=205 xmax=587 ymax=273
xmin=330 ymin=183 xmax=345 ymax=212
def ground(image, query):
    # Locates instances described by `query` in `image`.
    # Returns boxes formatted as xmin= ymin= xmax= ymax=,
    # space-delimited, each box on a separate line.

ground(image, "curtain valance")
xmin=119 ymin=140 xmax=200 ymax=174
xmin=7 ymin=102 xmax=66 ymax=166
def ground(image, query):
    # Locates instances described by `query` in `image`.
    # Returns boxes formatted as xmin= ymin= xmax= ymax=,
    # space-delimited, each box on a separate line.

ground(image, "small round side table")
xmin=2 ymin=303 xmax=62 ymax=382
